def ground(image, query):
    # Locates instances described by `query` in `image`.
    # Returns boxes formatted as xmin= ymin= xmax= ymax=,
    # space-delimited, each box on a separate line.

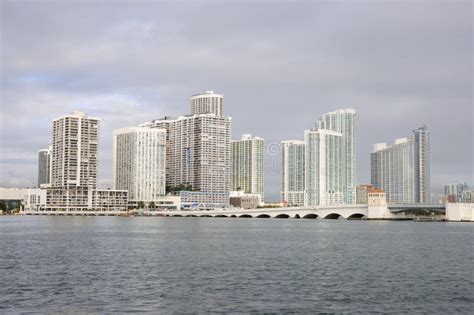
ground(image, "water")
xmin=1 ymin=216 xmax=472 ymax=313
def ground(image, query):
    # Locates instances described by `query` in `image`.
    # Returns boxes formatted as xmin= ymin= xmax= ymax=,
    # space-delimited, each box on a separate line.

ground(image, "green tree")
xmin=137 ymin=201 xmax=145 ymax=209
xmin=149 ymin=201 xmax=156 ymax=210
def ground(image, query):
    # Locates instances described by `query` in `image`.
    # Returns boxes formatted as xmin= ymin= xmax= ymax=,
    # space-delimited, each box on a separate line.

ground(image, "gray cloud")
xmin=1 ymin=0 xmax=472 ymax=198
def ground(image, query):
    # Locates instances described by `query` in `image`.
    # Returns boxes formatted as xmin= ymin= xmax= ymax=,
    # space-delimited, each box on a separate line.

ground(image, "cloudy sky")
xmin=1 ymin=0 xmax=472 ymax=199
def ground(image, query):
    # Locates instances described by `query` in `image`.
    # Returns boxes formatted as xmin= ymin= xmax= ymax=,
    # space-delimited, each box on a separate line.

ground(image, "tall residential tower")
xmin=231 ymin=134 xmax=264 ymax=201
xmin=305 ymin=129 xmax=344 ymax=206
xmin=37 ymin=146 xmax=51 ymax=187
xmin=113 ymin=127 xmax=167 ymax=206
xmin=314 ymin=108 xmax=356 ymax=204
xmin=45 ymin=111 xmax=127 ymax=212
xmin=371 ymin=125 xmax=431 ymax=204
xmin=143 ymin=91 xmax=231 ymax=208
xmin=281 ymin=140 xmax=305 ymax=206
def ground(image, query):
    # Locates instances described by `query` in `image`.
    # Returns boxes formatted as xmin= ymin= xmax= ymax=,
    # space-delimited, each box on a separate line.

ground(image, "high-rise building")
xmin=143 ymin=91 xmax=231 ymax=208
xmin=113 ymin=127 xmax=167 ymax=206
xmin=371 ymin=139 xmax=416 ymax=203
xmin=281 ymin=140 xmax=305 ymax=206
xmin=314 ymin=109 xmax=356 ymax=204
xmin=305 ymin=129 xmax=343 ymax=206
xmin=37 ymin=146 xmax=51 ymax=187
xmin=371 ymin=126 xmax=431 ymax=204
xmin=191 ymin=90 xmax=223 ymax=117
xmin=45 ymin=111 xmax=127 ymax=212
xmin=413 ymin=125 xmax=431 ymax=203
xmin=50 ymin=111 xmax=99 ymax=189
xmin=231 ymin=134 xmax=264 ymax=201
xmin=444 ymin=182 xmax=469 ymax=202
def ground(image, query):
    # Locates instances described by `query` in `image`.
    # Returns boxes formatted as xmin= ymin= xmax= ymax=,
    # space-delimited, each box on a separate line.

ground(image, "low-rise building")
xmin=229 ymin=191 xmax=262 ymax=209
xmin=367 ymin=189 xmax=387 ymax=206
xmin=1 ymin=188 xmax=46 ymax=213
xmin=44 ymin=188 xmax=128 ymax=212
xmin=179 ymin=191 xmax=229 ymax=210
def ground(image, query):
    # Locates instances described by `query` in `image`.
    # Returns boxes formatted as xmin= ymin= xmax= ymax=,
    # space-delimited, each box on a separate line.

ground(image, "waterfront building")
xmin=314 ymin=109 xmax=356 ymax=204
xmin=367 ymin=188 xmax=387 ymax=206
xmin=113 ymin=127 xmax=167 ymax=207
xmin=444 ymin=182 xmax=469 ymax=202
xmin=0 ymin=188 xmax=46 ymax=212
xmin=229 ymin=191 xmax=261 ymax=209
xmin=305 ymin=129 xmax=343 ymax=206
xmin=45 ymin=111 xmax=128 ymax=212
xmin=191 ymin=90 xmax=223 ymax=117
xmin=37 ymin=146 xmax=51 ymax=187
xmin=371 ymin=125 xmax=431 ymax=204
xmin=231 ymin=134 xmax=264 ymax=201
xmin=143 ymin=91 xmax=231 ymax=208
xmin=281 ymin=140 xmax=305 ymax=206
xmin=371 ymin=139 xmax=415 ymax=203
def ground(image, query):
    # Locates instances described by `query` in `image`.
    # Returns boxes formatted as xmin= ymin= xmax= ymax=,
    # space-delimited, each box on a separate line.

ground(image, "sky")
xmin=1 ymin=0 xmax=472 ymax=200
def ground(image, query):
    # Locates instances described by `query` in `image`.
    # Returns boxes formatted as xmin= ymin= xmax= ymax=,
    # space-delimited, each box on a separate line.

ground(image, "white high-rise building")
xmin=45 ymin=111 xmax=127 ymax=212
xmin=314 ymin=108 xmax=356 ymax=204
xmin=37 ymin=146 xmax=52 ymax=187
xmin=143 ymin=91 xmax=231 ymax=208
xmin=50 ymin=111 xmax=100 ymax=189
xmin=371 ymin=139 xmax=416 ymax=203
xmin=371 ymin=125 xmax=431 ymax=204
xmin=231 ymin=134 xmax=264 ymax=201
xmin=281 ymin=140 xmax=305 ymax=206
xmin=191 ymin=90 xmax=223 ymax=117
xmin=305 ymin=129 xmax=344 ymax=206
xmin=113 ymin=127 xmax=167 ymax=206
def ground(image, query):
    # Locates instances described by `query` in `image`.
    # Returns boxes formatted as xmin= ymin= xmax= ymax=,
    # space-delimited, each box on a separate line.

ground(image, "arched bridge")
xmin=161 ymin=204 xmax=370 ymax=219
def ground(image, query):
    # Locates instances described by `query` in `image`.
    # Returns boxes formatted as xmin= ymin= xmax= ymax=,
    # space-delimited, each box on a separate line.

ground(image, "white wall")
xmin=446 ymin=203 xmax=474 ymax=222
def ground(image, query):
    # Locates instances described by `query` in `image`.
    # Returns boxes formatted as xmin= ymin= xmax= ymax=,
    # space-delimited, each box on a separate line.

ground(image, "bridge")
xmin=21 ymin=203 xmax=451 ymax=220
xmin=159 ymin=204 xmax=370 ymax=219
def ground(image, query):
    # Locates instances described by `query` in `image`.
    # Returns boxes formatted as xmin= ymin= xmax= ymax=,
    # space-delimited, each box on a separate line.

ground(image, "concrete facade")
xmin=315 ymin=108 xmax=356 ymax=204
xmin=281 ymin=140 xmax=305 ymax=206
xmin=44 ymin=111 xmax=128 ymax=212
xmin=113 ymin=127 xmax=167 ymax=206
xmin=231 ymin=134 xmax=264 ymax=201
xmin=371 ymin=125 xmax=431 ymax=204
xmin=305 ymin=129 xmax=343 ymax=206
xmin=446 ymin=203 xmax=474 ymax=221
xmin=143 ymin=91 xmax=231 ymax=207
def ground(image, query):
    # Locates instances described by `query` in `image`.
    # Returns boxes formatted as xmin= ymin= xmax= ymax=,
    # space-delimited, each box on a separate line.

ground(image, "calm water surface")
xmin=0 ymin=216 xmax=472 ymax=313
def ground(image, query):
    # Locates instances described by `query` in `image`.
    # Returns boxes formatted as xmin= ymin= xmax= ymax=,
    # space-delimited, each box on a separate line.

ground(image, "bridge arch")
xmin=275 ymin=214 xmax=290 ymax=219
xmin=199 ymin=214 xmax=212 ymax=217
xmin=239 ymin=214 xmax=252 ymax=218
xmin=171 ymin=214 xmax=183 ymax=217
xmin=256 ymin=214 xmax=271 ymax=218
xmin=215 ymin=214 xmax=228 ymax=218
xmin=324 ymin=213 xmax=342 ymax=219
xmin=294 ymin=214 xmax=301 ymax=219
xmin=347 ymin=213 xmax=365 ymax=220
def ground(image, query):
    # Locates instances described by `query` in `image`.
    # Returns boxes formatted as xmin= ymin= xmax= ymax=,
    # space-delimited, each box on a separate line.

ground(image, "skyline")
xmin=1 ymin=1 xmax=472 ymax=200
